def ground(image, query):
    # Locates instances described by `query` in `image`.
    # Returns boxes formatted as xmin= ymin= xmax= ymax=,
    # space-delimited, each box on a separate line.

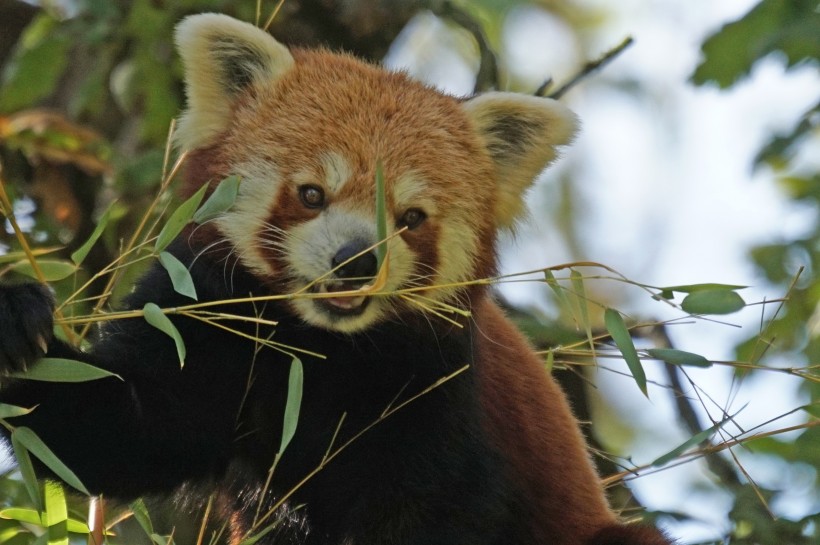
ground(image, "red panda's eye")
xmin=299 ymin=185 xmax=325 ymax=208
xmin=398 ymin=208 xmax=427 ymax=230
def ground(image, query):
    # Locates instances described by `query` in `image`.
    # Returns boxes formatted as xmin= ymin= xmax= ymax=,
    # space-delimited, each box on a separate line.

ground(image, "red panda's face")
xmin=175 ymin=14 xmax=577 ymax=332
xmin=210 ymin=56 xmax=497 ymax=332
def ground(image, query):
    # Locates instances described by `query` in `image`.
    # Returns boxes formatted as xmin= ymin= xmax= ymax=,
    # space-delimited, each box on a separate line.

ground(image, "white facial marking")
xmin=321 ymin=152 xmax=352 ymax=193
xmin=394 ymin=172 xmax=435 ymax=214
xmin=216 ymin=159 xmax=282 ymax=277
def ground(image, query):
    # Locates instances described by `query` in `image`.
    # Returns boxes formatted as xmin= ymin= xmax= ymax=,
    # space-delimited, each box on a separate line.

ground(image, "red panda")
xmin=0 ymin=13 xmax=673 ymax=545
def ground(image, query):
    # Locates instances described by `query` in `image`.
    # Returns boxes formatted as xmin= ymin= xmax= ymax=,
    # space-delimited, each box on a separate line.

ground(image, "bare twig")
xmin=546 ymin=36 xmax=634 ymax=99
xmin=651 ymin=325 xmax=743 ymax=487
xmin=432 ymin=0 xmax=500 ymax=93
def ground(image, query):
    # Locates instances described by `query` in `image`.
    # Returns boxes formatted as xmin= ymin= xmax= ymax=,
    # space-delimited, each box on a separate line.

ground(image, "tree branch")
xmin=541 ymin=36 xmax=634 ymax=99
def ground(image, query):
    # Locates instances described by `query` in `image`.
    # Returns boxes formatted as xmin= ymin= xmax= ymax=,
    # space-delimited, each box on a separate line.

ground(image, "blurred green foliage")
xmin=692 ymin=0 xmax=820 ymax=543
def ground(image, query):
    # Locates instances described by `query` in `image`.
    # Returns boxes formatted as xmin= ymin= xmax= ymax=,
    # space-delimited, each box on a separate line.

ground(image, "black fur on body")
xmin=0 ymin=234 xmax=513 ymax=545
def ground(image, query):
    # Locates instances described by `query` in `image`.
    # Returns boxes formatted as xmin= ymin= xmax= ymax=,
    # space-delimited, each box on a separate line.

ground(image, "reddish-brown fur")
xmin=475 ymin=298 xmax=617 ymax=544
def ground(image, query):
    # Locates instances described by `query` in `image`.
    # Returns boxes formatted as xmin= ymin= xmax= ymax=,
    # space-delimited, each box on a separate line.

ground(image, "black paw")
xmin=0 ymin=282 xmax=55 ymax=373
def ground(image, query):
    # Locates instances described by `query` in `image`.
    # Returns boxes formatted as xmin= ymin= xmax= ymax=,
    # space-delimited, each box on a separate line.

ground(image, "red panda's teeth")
xmin=325 ymin=296 xmax=366 ymax=310
xmin=311 ymin=281 xmax=368 ymax=310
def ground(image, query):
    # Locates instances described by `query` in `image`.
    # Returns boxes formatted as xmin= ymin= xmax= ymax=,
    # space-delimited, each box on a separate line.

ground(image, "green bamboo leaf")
xmin=0 ymin=508 xmax=91 ymax=534
xmin=570 ymin=270 xmax=595 ymax=355
xmin=651 ymin=406 xmax=744 ymax=467
xmin=646 ymin=348 xmax=712 ymax=368
xmin=801 ymin=403 xmax=820 ymax=419
xmin=10 ymin=432 xmax=42 ymax=510
xmin=159 ymin=251 xmax=198 ymax=300
xmin=662 ymin=283 xmax=747 ymax=294
xmin=45 ymin=481 xmax=68 ymax=545
xmin=543 ymin=270 xmax=573 ymax=317
xmin=544 ymin=350 xmax=554 ymax=373
xmin=154 ymin=184 xmax=208 ymax=253
xmin=0 ymin=403 xmax=35 ymax=419
xmin=0 ymin=528 xmax=24 ymax=542
xmin=70 ymin=201 xmax=115 ymax=265
xmin=12 ymin=358 xmax=122 ymax=382
xmin=12 ymin=426 xmax=89 ymax=495
xmin=11 ymin=260 xmax=77 ymax=281
xmin=279 ymin=357 xmax=304 ymax=455
xmin=193 ymin=175 xmax=241 ymax=224
xmin=130 ymin=499 xmax=155 ymax=537
xmin=237 ymin=522 xmax=282 ymax=545
xmin=374 ymin=162 xmax=388 ymax=270
xmin=604 ymin=308 xmax=647 ymax=397
xmin=681 ymin=289 xmax=746 ymax=315
xmin=0 ymin=248 xmax=60 ymax=265
xmin=143 ymin=303 xmax=186 ymax=367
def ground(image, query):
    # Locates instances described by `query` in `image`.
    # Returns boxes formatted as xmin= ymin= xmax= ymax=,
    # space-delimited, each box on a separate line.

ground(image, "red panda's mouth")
xmin=311 ymin=280 xmax=371 ymax=316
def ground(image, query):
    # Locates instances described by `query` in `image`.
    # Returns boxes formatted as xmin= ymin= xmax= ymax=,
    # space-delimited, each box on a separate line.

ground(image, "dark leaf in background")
xmin=692 ymin=0 xmax=820 ymax=88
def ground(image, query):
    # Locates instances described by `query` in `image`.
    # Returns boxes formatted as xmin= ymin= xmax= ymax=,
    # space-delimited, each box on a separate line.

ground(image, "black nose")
xmin=331 ymin=240 xmax=378 ymax=280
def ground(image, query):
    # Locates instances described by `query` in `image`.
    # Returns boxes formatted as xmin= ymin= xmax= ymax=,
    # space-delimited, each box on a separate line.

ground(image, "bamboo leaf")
xmin=10 ymin=432 xmax=42 ymax=510
xmin=159 ymin=251 xmax=198 ymax=300
xmin=154 ymin=184 xmax=208 ymax=253
xmin=130 ymin=499 xmax=155 ymax=537
xmin=70 ymin=201 xmax=115 ymax=266
xmin=12 ymin=357 xmax=122 ymax=382
xmin=681 ymin=289 xmax=746 ymax=315
xmin=544 ymin=350 xmax=554 ymax=373
xmin=0 ymin=527 xmax=23 ymax=542
xmin=237 ymin=521 xmax=282 ymax=545
xmin=0 ymin=508 xmax=91 ymax=534
xmin=12 ymin=427 xmax=89 ymax=495
xmin=0 ymin=248 xmax=61 ymax=265
xmin=0 ymin=403 xmax=35 ymax=419
xmin=604 ymin=308 xmax=647 ymax=397
xmin=801 ymin=402 xmax=820 ymax=419
xmin=570 ymin=270 xmax=595 ymax=355
xmin=11 ymin=260 xmax=77 ymax=281
xmin=661 ymin=283 xmax=747 ymax=294
xmin=374 ymin=162 xmax=388 ymax=270
xmin=143 ymin=303 xmax=186 ymax=367
xmin=45 ymin=481 xmax=69 ymax=545
xmin=543 ymin=270 xmax=573 ymax=318
xmin=0 ymin=527 xmax=24 ymax=542
xmin=193 ymin=175 xmax=241 ymax=224
xmin=279 ymin=357 xmax=304 ymax=455
xmin=646 ymin=348 xmax=712 ymax=368
xmin=651 ymin=406 xmax=744 ymax=467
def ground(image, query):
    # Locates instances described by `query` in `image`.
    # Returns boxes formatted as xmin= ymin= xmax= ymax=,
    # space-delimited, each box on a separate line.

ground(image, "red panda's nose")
xmin=331 ymin=240 xmax=378 ymax=281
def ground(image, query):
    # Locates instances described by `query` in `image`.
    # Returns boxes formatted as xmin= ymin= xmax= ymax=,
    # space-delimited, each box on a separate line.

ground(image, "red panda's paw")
xmin=586 ymin=523 xmax=675 ymax=545
xmin=0 ymin=282 xmax=54 ymax=374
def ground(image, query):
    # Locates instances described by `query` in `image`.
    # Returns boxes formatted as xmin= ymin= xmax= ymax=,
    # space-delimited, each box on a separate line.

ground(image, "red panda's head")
xmin=174 ymin=14 xmax=577 ymax=333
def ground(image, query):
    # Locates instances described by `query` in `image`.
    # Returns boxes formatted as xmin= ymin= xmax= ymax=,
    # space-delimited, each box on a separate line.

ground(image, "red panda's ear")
xmin=174 ymin=13 xmax=294 ymax=150
xmin=462 ymin=93 xmax=578 ymax=228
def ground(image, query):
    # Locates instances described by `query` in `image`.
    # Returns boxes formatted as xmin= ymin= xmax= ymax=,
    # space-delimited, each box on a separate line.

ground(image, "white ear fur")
xmin=174 ymin=13 xmax=295 ymax=149
xmin=462 ymin=93 xmax=578 ymax=228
